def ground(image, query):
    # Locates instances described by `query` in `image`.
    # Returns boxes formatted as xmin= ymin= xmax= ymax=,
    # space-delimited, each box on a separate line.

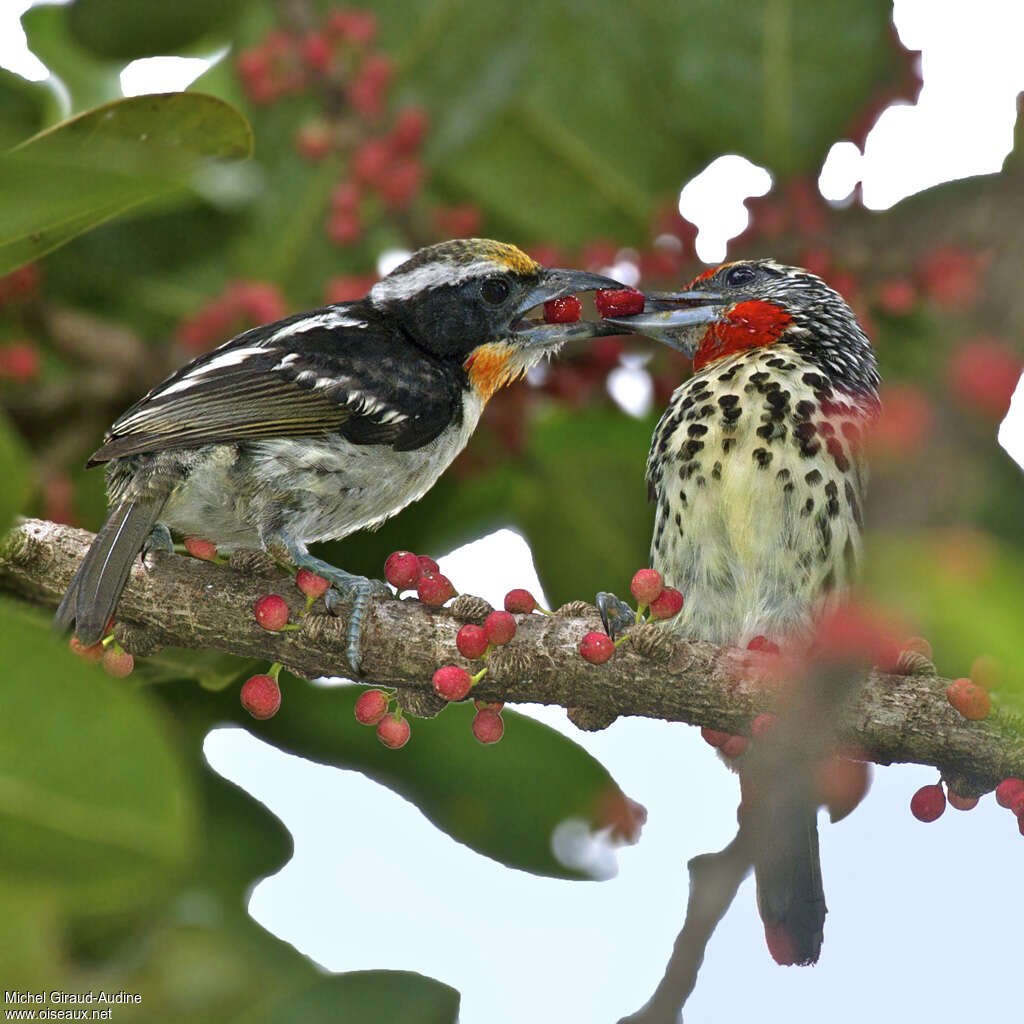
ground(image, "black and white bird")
xmin=56 ymin=239 xmax=621 ymax=670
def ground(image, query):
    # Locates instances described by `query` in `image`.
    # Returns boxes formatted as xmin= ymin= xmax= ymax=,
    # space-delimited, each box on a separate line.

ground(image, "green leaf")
xmin=0 ymin=68 xmax=59 ymax=149
xmin=0 ymin=92 xmax=252 ymax=274
xmin=374 ymin=0 xmax=908 ymax=243
xmin=257 ymin=971 xmax=459 ymax=1024
xmin=0 ymin=412 xmax=30 ymax=534
xmin=21 ymin=2 xmax=124 ymax=115
xmin=516 ymin=406 xmax=656 ymax=608
xmin=0 ymin=599 xmax=196 ymax=916
xmin=861 ymin=530 xmax=1024 ymax=704
xmin=210 ymin=678 xmax=634 ymax=880
xmin=68 ymin=0 xmax=250 ymax=61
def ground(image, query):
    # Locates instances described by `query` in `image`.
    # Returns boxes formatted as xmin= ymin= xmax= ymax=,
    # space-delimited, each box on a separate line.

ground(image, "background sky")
xmin=2 ymin=2 xmax=1023 ymax=1021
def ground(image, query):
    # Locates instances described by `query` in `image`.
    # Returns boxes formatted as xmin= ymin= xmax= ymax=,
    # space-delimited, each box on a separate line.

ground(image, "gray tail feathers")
xmin=54 ymin=499 xmax=166 ymax=645
xmin=754 ymin=799 xmax=826 ymax=966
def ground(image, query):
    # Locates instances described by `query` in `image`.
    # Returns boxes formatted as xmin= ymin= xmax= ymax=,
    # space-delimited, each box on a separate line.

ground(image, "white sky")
xmin=2 ymin=2 xmax=1024 ymax=1020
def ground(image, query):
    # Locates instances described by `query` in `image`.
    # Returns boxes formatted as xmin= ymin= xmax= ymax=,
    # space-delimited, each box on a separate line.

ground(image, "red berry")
xmin=947 ymin=791 xmax=979 ymax=812
xmin=474 ymin=699 xmax=504 ymax=712
xmin=543 ymin=296 xmax=582 ymax=324
xmin=184 ymin=536 xmax=218 ymax=561
xmin=595 ymin=288 xmax=645 ymax=317
xmin=384 ymin=550 xmax=421 ymax=590
xmin=102 ymin=645 xmax=134 ymax=678
xmin=417 ymin=554 xmax=440 ymax=575
xmin=417 ymin=572 xmax=456 ymax=607
xmin=296 ymin=568 xmax=331 ymax=599
xmin=877 ymin=278 xmax=916 ymax=315
xmin=69 ymin=635 xmax=105 ymax=662
xmin=996 ymin=778 xmax=1024 ymax=808
xmin=701 ymin=726 xmax=730 ymax=748
xmin=433 ymin=665 xmax=473 ymax=702
xmin=750 ymin=713 xmax=776 ymax=738
xmin=946 ymin=678 xmax=991 ymax=721
xmin=630 ymin=568 xmax=664 ymax=605
xmin=352 ymin=138 xmax=392 ymax=184
xmin=472 ymin=708 xmax=504 ymax=744
xmin=301 ymin=33 xmax=332 ymax=72
xmin=354 ymin=688 xmax=390 ymax=725
xmin=377 ymin=712 xmax=411 ymax=749
xmin=456 ymin=623 xmax=489 ymax=660
xmin=648 ymin=586 xmax=684 ymax=620
xmin=377 ymin=158 xmax=422 ymax=208
xmin=748 ymin=635 xmax=780 ymax=654
xmin=504 ymin=588 xmax=538 ymax=614
xmin=948 ymin=338 xmax=1022 ymax=420
xmin=720 ymin=734 xmax=748 ymax=758
xmin=579 ymin=631 xmax=615 ymax=664
xmin=326 ymin=211 xmax=362 ymax=244
xmin=0 ymin=342 xmax=40 ymax=382
xmin=241 ymin=674 xmax=281 ymax=720
xmin=254 ymin=594 xmax=289 ymax=631
xmin=910 ymin=783 xmax=946 ymax=822
xmin=391 ymin=106 xmax=429 ymax=152
xmin=484 ymin=610 xmax=517 ymax=646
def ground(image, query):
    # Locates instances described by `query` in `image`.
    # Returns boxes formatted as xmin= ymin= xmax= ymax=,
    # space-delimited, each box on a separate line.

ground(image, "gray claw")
xmin=140 ymin=523 xmax=174 ymax=566
xmin=596 ymin=591 xmax=636 ymax=641
xmin=323 ymin=575 xmax=390 ymax=675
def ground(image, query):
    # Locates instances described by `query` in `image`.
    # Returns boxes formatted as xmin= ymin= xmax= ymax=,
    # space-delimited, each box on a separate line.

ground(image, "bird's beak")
xmin=602 ymin=291 xmax=727 ymax=356
xmin=512 ymin=268 xmax=626 ymax=347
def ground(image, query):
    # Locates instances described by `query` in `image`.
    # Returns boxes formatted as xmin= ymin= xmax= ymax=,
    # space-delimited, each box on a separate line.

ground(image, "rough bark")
xmin=3 ymin=517 xmax=1022 ymax=792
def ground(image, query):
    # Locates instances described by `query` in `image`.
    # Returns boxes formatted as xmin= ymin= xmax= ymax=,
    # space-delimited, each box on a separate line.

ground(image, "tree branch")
xmin=3 ymin=518 xmax=1022 ymax=791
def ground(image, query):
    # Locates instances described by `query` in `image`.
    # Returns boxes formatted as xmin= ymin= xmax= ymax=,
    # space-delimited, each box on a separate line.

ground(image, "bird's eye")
xmin=480 ymin=276 xmax=511 ymax=305
xmin=724 ymin=264 xmax=757 ymax=287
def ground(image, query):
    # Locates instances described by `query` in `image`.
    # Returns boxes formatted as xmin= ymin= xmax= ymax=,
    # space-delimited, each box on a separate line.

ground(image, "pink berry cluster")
xmin=177 ymin=279 xmax=287 ymax=353
xmin=234 ymin=7 xmax=474 ymax=248
xmin=353 ymin=687 xmax=410 ymax=748
xmin=578 ymin=568 xmax=683 ymax=666
xmin=242 ymin=568 xmax=335 ymax=719
xmin=384 ymin=550 xmax=456 ymax=607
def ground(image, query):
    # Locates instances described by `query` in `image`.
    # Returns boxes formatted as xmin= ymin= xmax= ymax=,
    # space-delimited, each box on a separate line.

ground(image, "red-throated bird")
xmin=55 ymin=239 xmax=622 ymax=671
xmin=602 ymin=258 xmax=880 ymax=965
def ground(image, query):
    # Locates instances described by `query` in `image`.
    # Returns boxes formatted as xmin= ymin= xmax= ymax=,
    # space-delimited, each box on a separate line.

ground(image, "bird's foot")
xmin=322 ymin=573 xmax=390 ymax=675
xmin=596 ymin=591 xmax=637 ymax=641
xmin=140 ymin=523 xmax=174 ymax=566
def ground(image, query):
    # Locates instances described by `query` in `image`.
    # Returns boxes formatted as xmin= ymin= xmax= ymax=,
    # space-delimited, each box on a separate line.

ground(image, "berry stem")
xmin=471 ymin=667 xmax=489 ymax=686
xmin=268 ymin=662 xmax=283 ymax=680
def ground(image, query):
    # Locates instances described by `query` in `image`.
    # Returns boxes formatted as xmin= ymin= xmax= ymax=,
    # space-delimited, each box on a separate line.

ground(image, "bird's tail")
xmin=54 ymin=499 xmax=165 ymax=645
xmin=753 ymin=799 xmax=826 ymax=966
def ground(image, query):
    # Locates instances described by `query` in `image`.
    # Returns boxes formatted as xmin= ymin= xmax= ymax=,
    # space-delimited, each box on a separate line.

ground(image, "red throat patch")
xmin=692 ymin=300 xmax=793 ymax=371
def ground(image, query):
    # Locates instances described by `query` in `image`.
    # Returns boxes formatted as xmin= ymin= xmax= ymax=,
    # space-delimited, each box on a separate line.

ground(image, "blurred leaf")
xmin=0 ymin=68 xmax=59 ymax=148
xmin=0 ymin=92 xmax=252 ymax=274
xmin=0 ymin=412 xmax=30 ymax=533
xmin=257 ymin=971 xmax=459 ymax=1024
xmin=373 ymin=0 xmax=908 ymax=243
xmin=516 ymin=406 xmax=656 ymax=608
xmin=216 ymin=677 xmax=633 ymax=880
xmin=69 ymin=0 xmax=249 ymax=61
xmin=862 ymin=529 xmax=1024 ymax=702
xmin=0 ymin=598 xmax=195 ymax=916
xmin=21 ymin=2 xmax=124 ymax=115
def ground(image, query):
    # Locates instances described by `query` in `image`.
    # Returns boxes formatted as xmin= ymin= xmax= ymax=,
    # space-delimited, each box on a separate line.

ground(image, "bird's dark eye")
xmin=724 ymin=264 xmax=757 ymax=287
xmin=480 ymin=276 xmax=511 ymax=305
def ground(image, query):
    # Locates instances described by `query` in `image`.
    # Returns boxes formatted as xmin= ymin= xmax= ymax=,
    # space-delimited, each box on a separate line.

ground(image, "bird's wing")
xmin=88 ymin=306 xmax=458 ymax=464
